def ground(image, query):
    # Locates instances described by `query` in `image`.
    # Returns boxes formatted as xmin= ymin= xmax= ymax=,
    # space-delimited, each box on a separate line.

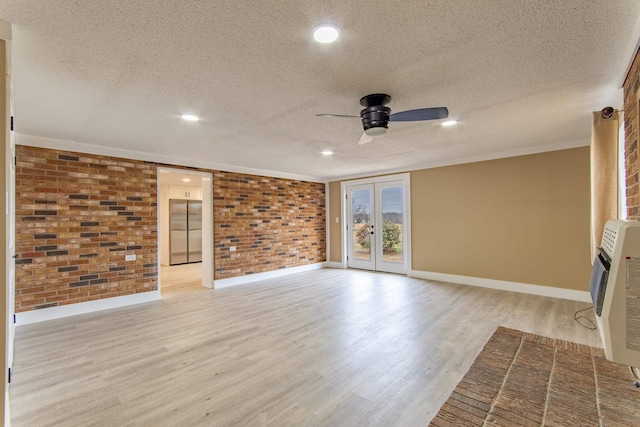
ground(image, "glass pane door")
xmin=346 ymin=179 xmax=408 ymax=274
xmin=376 ymin=181 xmax=406 ymax=274
xmin=347 ymin=184 xmax=376 ymax=270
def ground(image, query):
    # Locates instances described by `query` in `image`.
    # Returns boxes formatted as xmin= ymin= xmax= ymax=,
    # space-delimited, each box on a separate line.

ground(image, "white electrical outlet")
xmin=229 ymin=246 xmax=236 ymax=252
xmin=125 ymin=254 xmax=136 ymax=261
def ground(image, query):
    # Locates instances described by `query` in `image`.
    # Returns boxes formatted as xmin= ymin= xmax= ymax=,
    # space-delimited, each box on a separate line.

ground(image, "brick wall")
xmin=213 ymin=171 xmax=326 ymax=279
xmin=15 ymin=146 xmax=327 ymax=312
xmin=623 ymin=48 xmax=640 ymax=219
xmin=15 ymin=146 xmax=158 ymax=312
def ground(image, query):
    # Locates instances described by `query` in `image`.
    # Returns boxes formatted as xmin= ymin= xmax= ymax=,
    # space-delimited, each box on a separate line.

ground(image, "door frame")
xmin=157 ymin=167 xmax=214 ymax=290
xmin=345 ymin=182 xmax=376 ymax=271
xmin=341 ymin=173 xmax=411 ymax=274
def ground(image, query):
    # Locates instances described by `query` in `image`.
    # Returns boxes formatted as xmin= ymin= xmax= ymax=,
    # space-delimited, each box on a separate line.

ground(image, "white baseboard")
xmin=15 ymin=291 xmax=161 ymax=325
xmin=213 ymin=262 xmax=326 ymax=289
xmin=324 ymin=261 xmax=345 ymax=269
xmin=408 ymin=270 xmax=592 ymax=303
xmin=5 ymin=390 xmax=10 ymax=427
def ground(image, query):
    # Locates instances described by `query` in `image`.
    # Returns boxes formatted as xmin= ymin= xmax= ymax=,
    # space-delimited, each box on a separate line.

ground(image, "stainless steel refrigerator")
xmin=169 ymin=199 xmax=202 ymax=265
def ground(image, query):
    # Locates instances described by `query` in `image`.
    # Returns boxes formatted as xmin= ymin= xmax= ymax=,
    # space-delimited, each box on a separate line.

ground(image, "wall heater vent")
xmin=592 ymin=219 xmax=640 ymax=367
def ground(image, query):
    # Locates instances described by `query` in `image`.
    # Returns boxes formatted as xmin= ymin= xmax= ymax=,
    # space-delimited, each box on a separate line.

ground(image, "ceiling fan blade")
xmin=316 ymin=114 xmax=360 ymax=118
xmin=358 ymin=132 xmax=373 ymax=145
xmin=389 ymin=107 xmax=449 ymax=122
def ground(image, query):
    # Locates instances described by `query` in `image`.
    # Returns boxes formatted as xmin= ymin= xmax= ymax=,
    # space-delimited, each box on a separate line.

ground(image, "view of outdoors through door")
xmin=347 ymin=178 xmax=407 ymax=274
xmin=351 ymin=187 xmax=373 ymax=262
xmin=380 ymin=185 xmax=403 ymax=264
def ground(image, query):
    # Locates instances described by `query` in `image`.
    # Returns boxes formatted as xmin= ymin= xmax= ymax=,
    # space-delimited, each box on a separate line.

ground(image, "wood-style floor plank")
xmin=9 ymin=268 xmax=601 ymax=426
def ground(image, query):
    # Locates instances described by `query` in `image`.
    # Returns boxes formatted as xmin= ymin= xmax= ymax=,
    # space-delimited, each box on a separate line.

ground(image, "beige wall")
xmin=328 ymin=181 xmax=342 ymax=262
xmin=410 ymin=147 xmax=591 ymax=291
xmin=327 ymin=147 xmax=591 ymax=291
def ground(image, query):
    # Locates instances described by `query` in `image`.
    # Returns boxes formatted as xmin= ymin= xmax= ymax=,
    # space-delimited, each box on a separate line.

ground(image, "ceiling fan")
xmin=317 ymin=93 xmax=449 ymax=145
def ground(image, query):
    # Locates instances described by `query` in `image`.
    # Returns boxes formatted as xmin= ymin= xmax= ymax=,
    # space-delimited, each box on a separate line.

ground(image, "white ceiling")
xmin=1 ymin=1 xmax=639 ymax=181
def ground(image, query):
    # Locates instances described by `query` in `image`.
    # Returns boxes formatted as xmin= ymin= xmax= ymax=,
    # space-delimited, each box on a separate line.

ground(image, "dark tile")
xmin=34 ymin=233 xmax=57 ymax=239
xmin=34 ymin=210 xmax=58 ymax=216
xmin=46 ymin=250 xmax=68 ymax=256
xmin=80 ymin=232 xmax=100 ymax=238
xmin=79 ymin=253 xmax=98 ymax=258
xmin=69 ymin=280 xmax=90 ymax=287
xmin=35 ymin=302 xmax=59 ymax=309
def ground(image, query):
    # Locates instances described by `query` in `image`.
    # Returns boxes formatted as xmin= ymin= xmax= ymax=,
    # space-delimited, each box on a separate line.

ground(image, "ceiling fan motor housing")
xmin=360 ymin=105 xmax=390 ymax=131
xmin=360 ymin=93 xmax=392 ymax=132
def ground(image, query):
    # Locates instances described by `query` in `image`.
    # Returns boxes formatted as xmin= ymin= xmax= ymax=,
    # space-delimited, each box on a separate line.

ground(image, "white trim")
xmin=325 ymin=184 xmax=331 ymax=264
xmin=157 ymin=167 xmax=214 ymax=290
xmin=618 ymin=116 xmax=627 ymax=219
xmin=16 ymin=133 xmax=325 ymax=183
xmin=324 ymin=261 xmax=345 ymax=269
xmin=15 ymin=291 xmax=161 ymax=325
xmin=331 ymin=139 xmax=589 ymax=182
xmin=341 ymin=172 xmax=411 ymax=186
xmin=4 ymin=390 xmax=9 ymax=427
xmin=340 ymin=173 xmax=411 ymax=274
xmin=405 ymin=176 xmax=412 ymax=273
xmin=408 ymin=270 xmax=592 ymax=303
xmin=213 ymin=262 xmax=325 ymax=289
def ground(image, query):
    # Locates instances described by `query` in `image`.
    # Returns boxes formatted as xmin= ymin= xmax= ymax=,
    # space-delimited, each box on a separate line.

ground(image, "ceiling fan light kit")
xmin=317 ymin=93 xmax=449 ymax=144
xmin=364 ymin=127 xmax=387 ymax=136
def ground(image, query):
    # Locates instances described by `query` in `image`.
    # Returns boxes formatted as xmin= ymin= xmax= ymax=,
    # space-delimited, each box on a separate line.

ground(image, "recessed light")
xmin=313 ymin=25 xmax=340 ymax=44
xmin=321 ymin=150 xmax=334 ymax=156
xmin=442 ymin=120 xmax=458 ymax=127
xmin=181 ymin=114 xmax=199 ymax=122
xmin=182 ymin=178 xmax=191 ymax=182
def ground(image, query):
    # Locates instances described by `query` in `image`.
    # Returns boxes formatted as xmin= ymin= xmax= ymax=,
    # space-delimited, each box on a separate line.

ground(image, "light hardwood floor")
xmin=160 ymin=263 xmax=205 ymax=295
xmin=9 ymin=269 xmax=601 ymax=426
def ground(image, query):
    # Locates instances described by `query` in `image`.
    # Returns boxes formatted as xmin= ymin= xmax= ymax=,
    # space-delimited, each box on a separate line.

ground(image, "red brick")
xmin=16 ymin=146 xmax=326 ymax=312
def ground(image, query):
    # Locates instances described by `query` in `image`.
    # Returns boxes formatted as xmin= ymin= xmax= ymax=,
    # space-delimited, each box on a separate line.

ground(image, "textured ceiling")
xmin=1 ymin=1 xmax=639 ymax=181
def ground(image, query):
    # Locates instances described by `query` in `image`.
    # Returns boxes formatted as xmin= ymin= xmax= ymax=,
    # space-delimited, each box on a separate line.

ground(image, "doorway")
xmin=157 ymin=168 xmax=213 ymax=294
xmin=343 ymin=174 xmax=410 ymax=274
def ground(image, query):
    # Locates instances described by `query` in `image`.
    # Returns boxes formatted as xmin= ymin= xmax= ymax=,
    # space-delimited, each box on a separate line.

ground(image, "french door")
xmin=346 ymin=178 xmax=408 ymax=274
